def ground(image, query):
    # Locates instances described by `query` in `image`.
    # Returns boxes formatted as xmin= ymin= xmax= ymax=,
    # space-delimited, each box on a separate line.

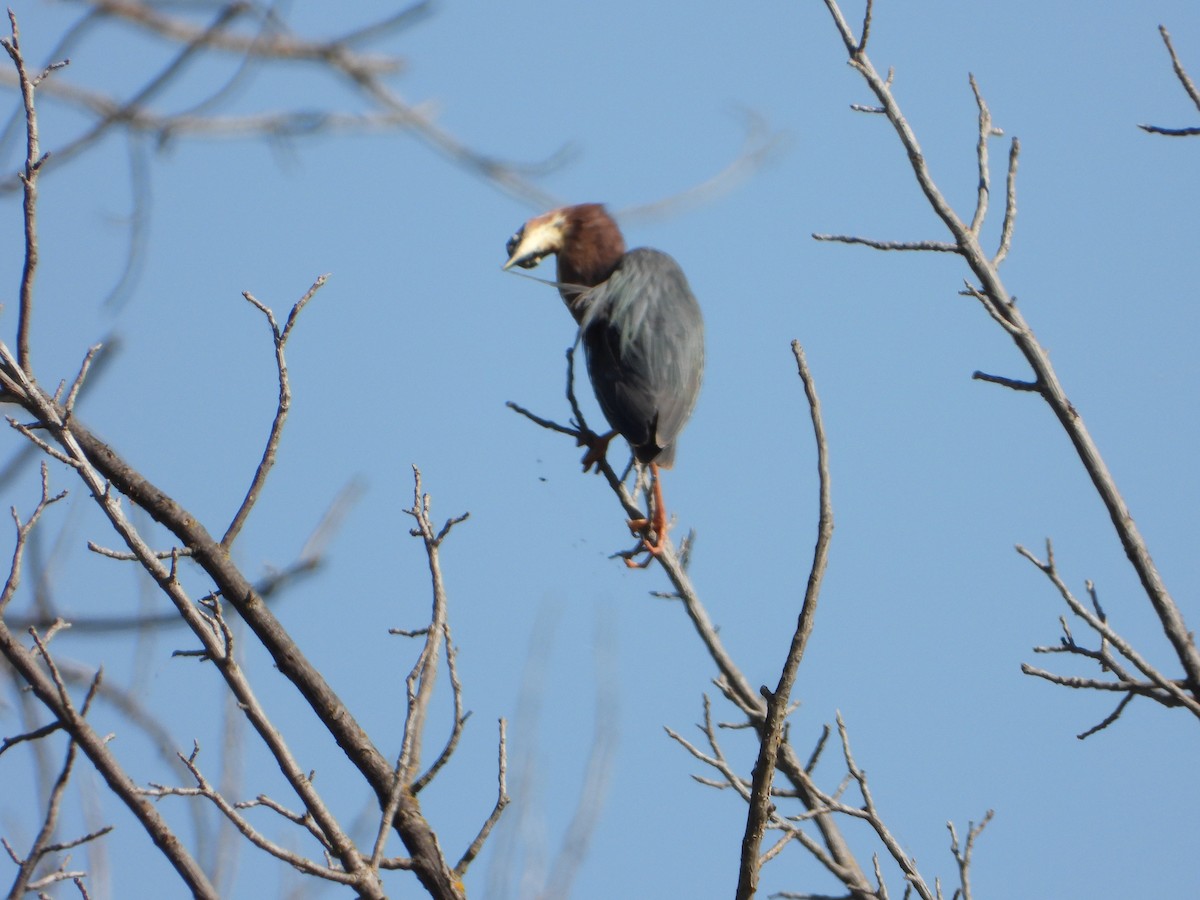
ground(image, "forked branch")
xmin=1139 ymin=25 xmax=1200 ymax=136
xmin=223 ymin=275 xmax=328 ymax=548
xmin=1 ymin=10 xmax=67 ymax=374
xmin=816 ymin=0 xmax=1200 ymax=706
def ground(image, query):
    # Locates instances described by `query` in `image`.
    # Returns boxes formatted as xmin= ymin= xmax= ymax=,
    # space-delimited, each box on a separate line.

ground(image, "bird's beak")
xmin=502 ymin=225 xmax=530 ymax=270
xmin=503 ymin=213 xmax=565 ymax=271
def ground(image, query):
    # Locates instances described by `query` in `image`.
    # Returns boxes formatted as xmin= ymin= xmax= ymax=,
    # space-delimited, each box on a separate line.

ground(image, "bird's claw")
xmin=620 ymin=461 xmax=670 ymax=569
xmin=622 ymin=514 xmax=667 ymax=568
xmin=622 ymin=543 xmax=659 ymax=569
xmin=577 ymin=429 xmax=616 ymax=473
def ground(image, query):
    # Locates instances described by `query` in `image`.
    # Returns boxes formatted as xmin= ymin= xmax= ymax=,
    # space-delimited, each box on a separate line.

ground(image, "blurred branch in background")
xmin=616 ymin=107 xmax=785 ymax=227
xmin=0 ymin=0 xmax=780 ymax=316
xmin=4 ymin=476 xmax=363 ymax=635
xmin=0 ymin=651 xmax=114 ymax=899
xmin=0 ymin=0 xmax=567 ymax=313
xmin=481 ymin=605 xmax=617 ymax=900
xmin=0 ymin=467 xmax=215 ymax=896
xmin=0 ymin=0 xmax=566 ymax=205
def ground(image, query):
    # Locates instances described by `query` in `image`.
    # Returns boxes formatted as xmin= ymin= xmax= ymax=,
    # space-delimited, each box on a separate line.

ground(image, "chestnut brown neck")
xmin=555 ymin=204 xmax=625 ymax=321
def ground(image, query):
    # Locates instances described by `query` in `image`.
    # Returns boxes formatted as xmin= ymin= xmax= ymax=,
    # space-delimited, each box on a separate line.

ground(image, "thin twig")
xmin=454 ymin=719 xmax=510 ymax=876
xmin=971 ymin=371 xmax=1039 ymax=392
xmin=63 ymin=344 xmax=102 ymax=417
xmin=812 ymin=234 xmax=959 ymax=253
xmin=0 ymin=462 xmax=66 ymax=614
xmin=1 ymin=11 xmax=65 ymax=374
xmin=411 ymin=622 xmax=468 ymax=795
xmin=967 ymin=74 xmax=993 ymax=237
xmin=833 ymin=714 xmax=936 ymax=900
xmin=143 ymin=748 xmax=369 ymax=889
xmin=1016 ymin=541 xmax=1200 ymax=717
xmin=223 ymin=275 xmax=327 ymax=547
xmin=947 ymin=810 xmax=993 ymax=900
xmin=1075 ymin=693 xmax=1136 ymax=740
xmin=992 ymin=138 xmax=1020 ymax=266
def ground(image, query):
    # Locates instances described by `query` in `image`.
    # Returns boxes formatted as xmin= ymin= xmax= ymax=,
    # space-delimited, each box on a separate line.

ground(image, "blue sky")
xmin=2 ymin=1 xmax=1199 ymax=898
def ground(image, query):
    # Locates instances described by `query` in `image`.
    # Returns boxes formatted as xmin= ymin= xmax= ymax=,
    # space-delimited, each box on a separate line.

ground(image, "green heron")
xmin=504 ymin=203 xmax=704 ymax=559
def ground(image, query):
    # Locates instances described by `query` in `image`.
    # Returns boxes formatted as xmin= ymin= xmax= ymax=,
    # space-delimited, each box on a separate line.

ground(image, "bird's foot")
xmin=622 ymin=511 xmax=667 ymax=569
xmin=621 ymin=462 xmax=669 ymax=568
xmin=621 ymin=543 xmax=659 ymax=568
xmin=621 ymin=537 xmax=663 ymax=568
xmin=577 ymin=429 xmax=616 ymax=473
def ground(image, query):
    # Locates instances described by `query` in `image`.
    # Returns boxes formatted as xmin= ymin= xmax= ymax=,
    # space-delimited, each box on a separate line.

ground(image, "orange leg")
xmin=624 ymin=463 xmax=668 ymax=567
xmin=578 ymin=429 xmax=617 ymax=473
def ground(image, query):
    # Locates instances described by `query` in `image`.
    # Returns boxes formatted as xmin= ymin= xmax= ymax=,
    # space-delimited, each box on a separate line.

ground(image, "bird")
xmin=503 ymin=203 xmax=704 ymax=560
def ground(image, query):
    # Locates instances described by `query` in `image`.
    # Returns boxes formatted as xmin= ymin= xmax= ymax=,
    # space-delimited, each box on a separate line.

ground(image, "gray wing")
xmin=579 ymin=248 xmax=704 ymax=467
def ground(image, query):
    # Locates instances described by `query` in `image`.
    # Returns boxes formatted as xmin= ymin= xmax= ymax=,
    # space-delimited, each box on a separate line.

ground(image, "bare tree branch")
xmin=737 ymin=342 xmax=834 ymax=900
xmin=811 ymin=234 xmax=959 ymax=253
xmin=971 ymin=370 xmax=1038 ymax=392
xmin=454 ymin=719 xmax=509 ymax=878
xmin=815 ymin=0 xmax=1200 ymax=706
xmin=142 ymin=745 xmax=371 ymax=890
xmin=993 ymin=138 xmax=1019 ymax=266
xmin=1139 ymin=25 xmax=1200 ymax=136
xmin=1015 ymin=540 xmax=1200 ymax=721
xmin=947 ymin=810 xmax=992 ymax=900
xmin=0 ymin=10 xmax=65 ymax=375
xmin=223 ymin=275 xmax=327 ymax=548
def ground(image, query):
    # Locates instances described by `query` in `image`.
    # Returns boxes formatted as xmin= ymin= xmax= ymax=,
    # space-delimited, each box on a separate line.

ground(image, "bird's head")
xmin=503 ymin=208 xmax=570 ymax=271
xmin=503 ymin=204 xmax=624 ymax=277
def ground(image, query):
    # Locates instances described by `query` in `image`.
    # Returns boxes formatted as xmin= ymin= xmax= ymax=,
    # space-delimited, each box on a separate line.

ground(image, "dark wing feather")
xmin=579 ymin=248 xmax=704 ymax=467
